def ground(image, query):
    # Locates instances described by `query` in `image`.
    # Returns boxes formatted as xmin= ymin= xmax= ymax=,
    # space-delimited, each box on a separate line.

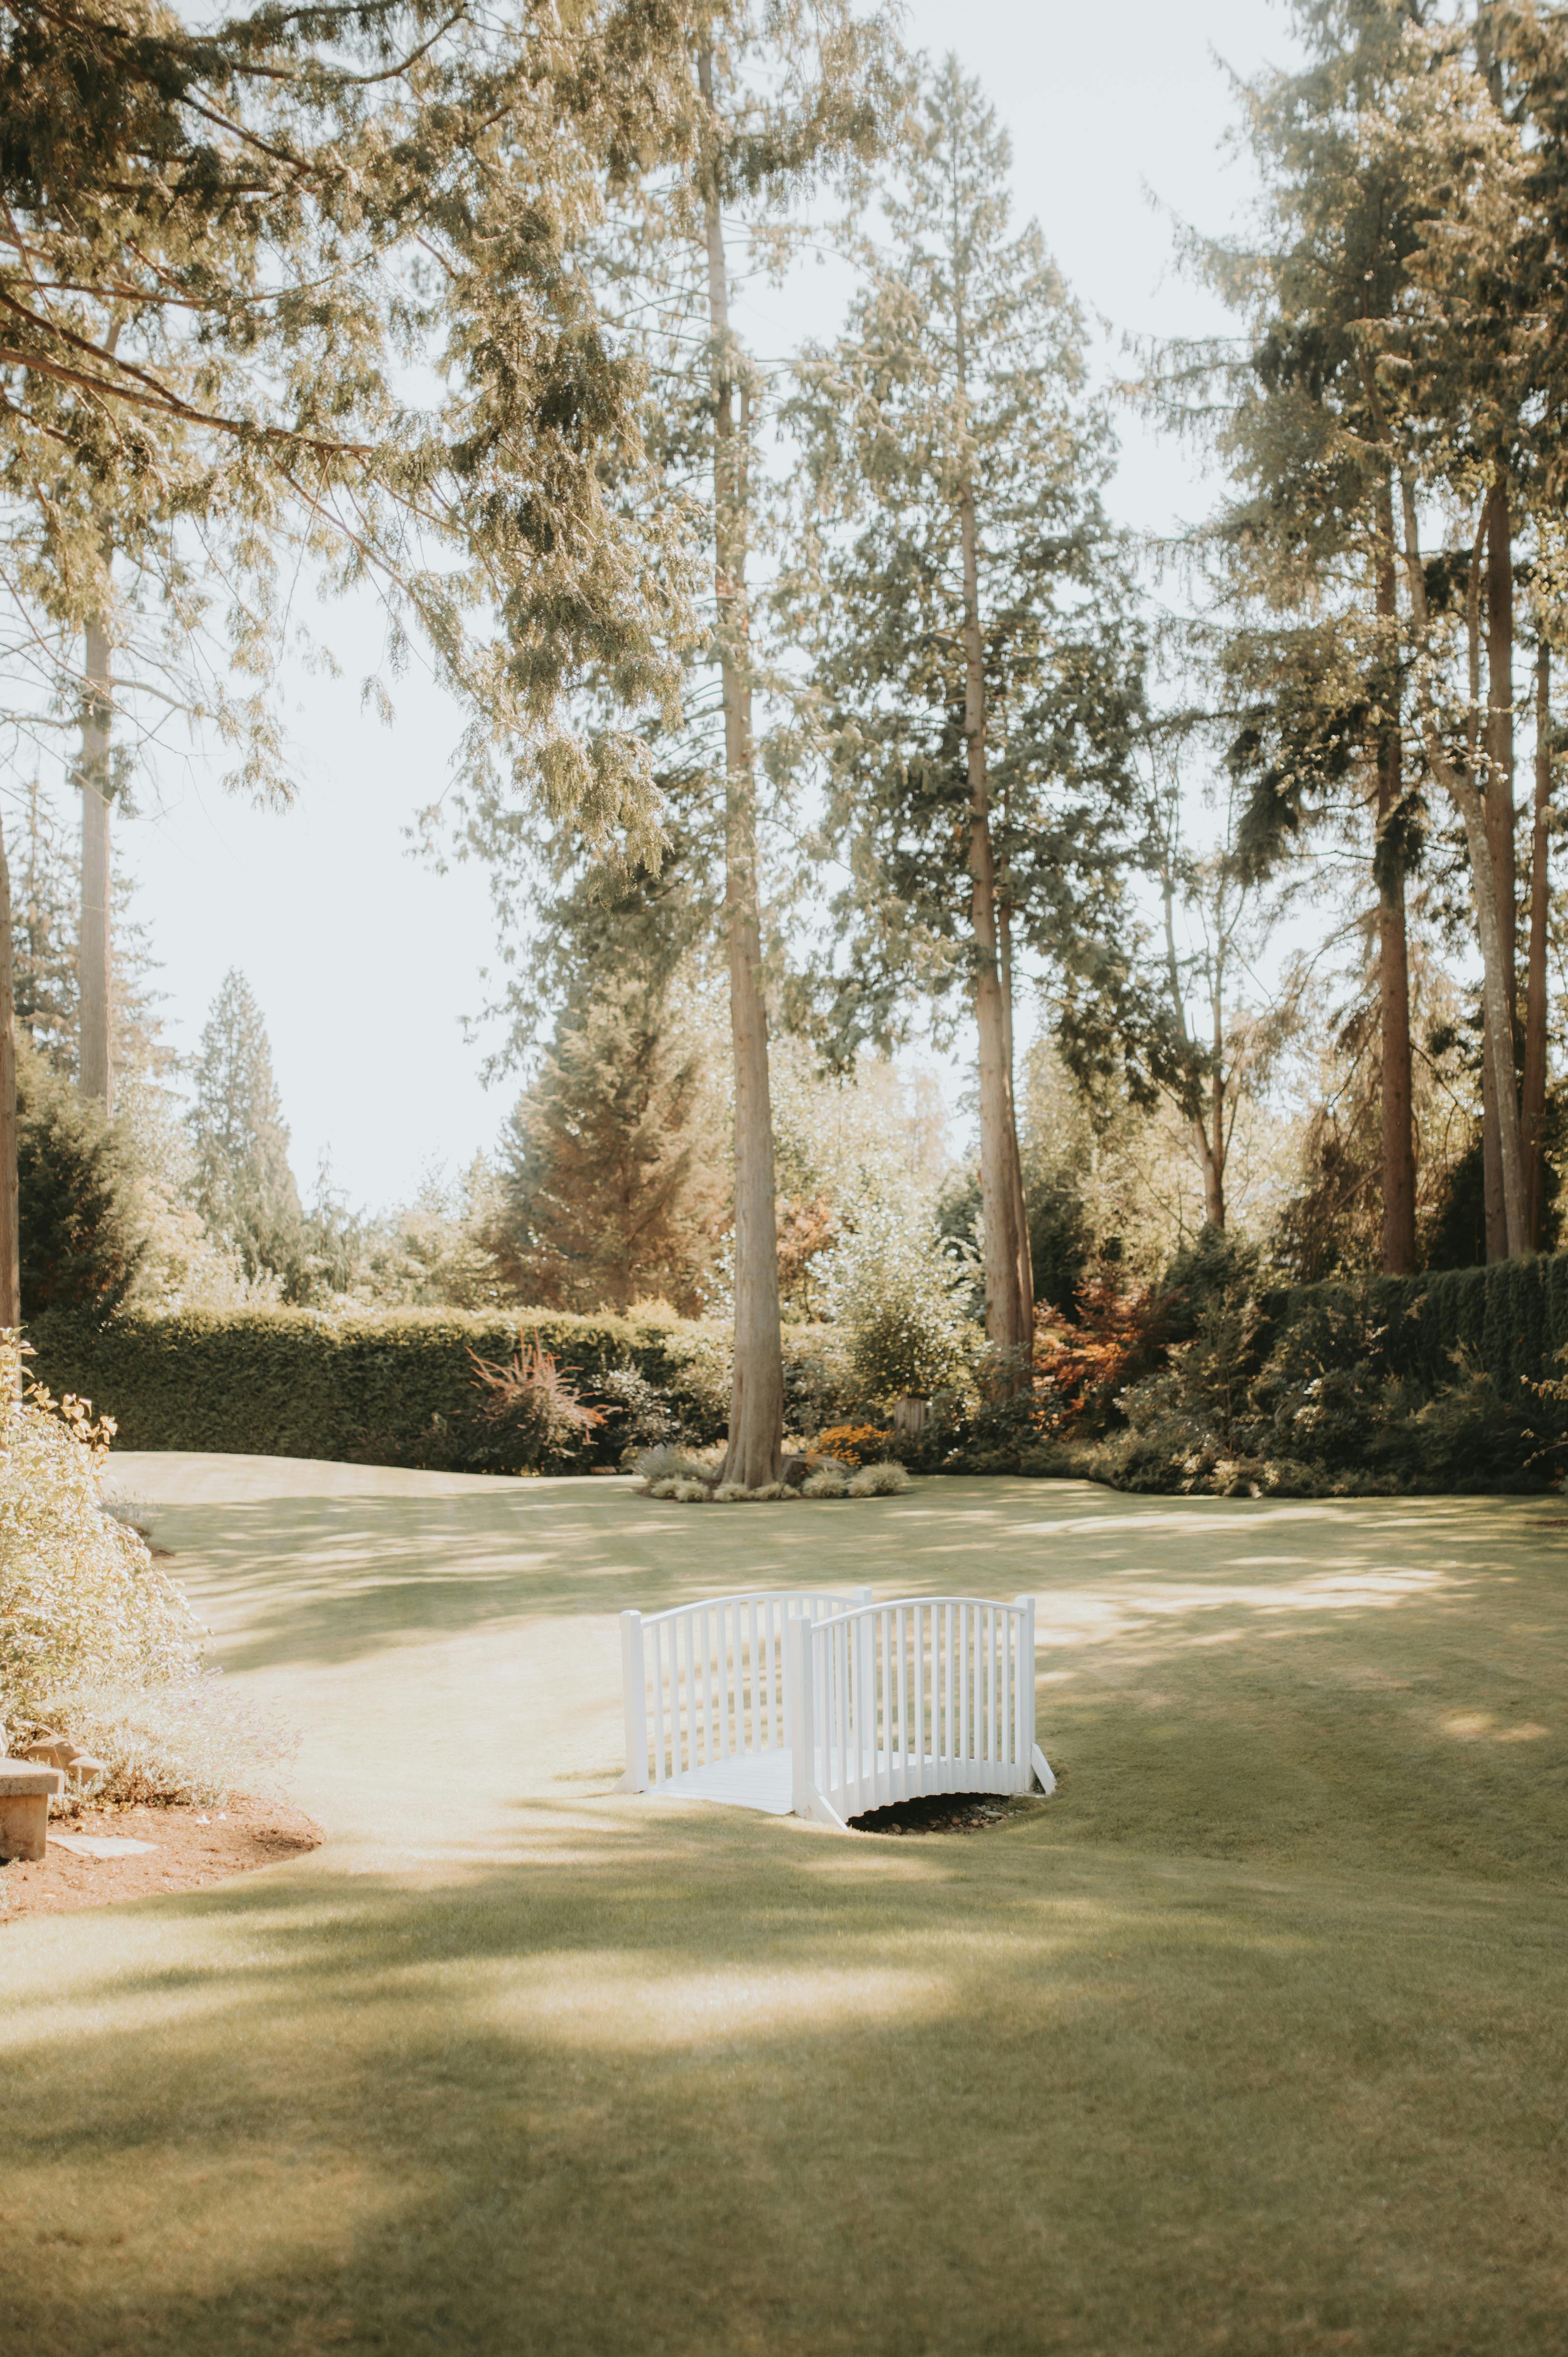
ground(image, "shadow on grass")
xmin=151 ymin=1481 xmax=1553 ymax=1678
xmin=4 ymin=1803 xmax=1568 ymax=2356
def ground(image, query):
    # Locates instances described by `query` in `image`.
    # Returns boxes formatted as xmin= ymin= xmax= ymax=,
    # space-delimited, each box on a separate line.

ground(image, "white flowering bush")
xmin=0 ymin=1337 xmax=286 ymax=1802
xmin=822 ymin=1201 xmax=975 ymax=1409
xmin=0 ymin=1345 xmax=201 ymax=1726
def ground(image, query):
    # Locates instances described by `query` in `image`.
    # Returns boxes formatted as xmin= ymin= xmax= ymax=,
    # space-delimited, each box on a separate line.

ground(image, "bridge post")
xmin=619 ymin=1609 xmax=648 ymax=1791
xmin=1016 ymin=1592 xmax=1055 ymax=1794
xmin=787 ymin=1614 xmax=814 ymax=1816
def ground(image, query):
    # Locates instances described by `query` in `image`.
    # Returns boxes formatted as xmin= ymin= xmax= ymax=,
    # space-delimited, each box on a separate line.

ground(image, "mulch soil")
xmin=0 ymin=1795 xmax=323 ymax=1922
xmin=849 ymin=1792 xmax=1044 ymax=1836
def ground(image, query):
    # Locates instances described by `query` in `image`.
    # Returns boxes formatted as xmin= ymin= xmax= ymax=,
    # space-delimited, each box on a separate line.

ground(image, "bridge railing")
xmin=788 ymin=1596 xmax=1046 ymax=1826
xmin=620 ymin=1588 xmax=871 ymax=1791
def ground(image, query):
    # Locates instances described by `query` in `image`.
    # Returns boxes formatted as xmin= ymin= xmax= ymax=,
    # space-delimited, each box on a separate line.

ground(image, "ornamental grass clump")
xmin=847 ymin=1460 xmax=911 ymax=1496
xmin=635 ymin=1440 xmax=907 ymax=1504
xmin=467 ymin=1334 xmax=605 ymax=1471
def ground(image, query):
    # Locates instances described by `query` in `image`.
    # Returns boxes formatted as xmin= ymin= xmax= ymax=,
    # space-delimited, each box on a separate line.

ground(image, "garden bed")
xmin=0 ymin=1796 xmax=321 ymax=1921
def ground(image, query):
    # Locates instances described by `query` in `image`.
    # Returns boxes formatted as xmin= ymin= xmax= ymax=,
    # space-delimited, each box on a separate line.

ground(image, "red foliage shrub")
xmin=1033 ymin=1280 xmax=1173 ymax=1430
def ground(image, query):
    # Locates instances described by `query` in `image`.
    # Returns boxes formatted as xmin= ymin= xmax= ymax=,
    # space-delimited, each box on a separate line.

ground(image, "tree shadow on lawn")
xmin=151 ymin=1481 xmax=1557 ymax=1678
xmin=3 ymin=1801 xmax=1568 ymax=2357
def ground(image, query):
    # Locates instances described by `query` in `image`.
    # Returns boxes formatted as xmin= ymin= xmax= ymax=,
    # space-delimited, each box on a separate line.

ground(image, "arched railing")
xmin=620 ymin=1588 xmax=871 ymax=1805
xmin=787 ymin=1596 xmax=1054 ymax=1828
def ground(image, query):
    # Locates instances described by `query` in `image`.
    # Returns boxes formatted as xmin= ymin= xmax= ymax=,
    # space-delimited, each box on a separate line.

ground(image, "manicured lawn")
xmin=3 ymin=1458 xmax=1567 ymax=2354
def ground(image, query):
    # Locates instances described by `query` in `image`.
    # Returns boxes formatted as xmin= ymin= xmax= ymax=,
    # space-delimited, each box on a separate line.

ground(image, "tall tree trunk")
xmin=959 ymin=471 xmax=1031 ymax=1372
xmin=1191 ymin=1117 xmax=1225 ymax=1228
xmin=1373 ymin=473 xmax=1417 ymax=1274
xmin=1480 ymin=480 xmax=1516 ymax=1261
xmin=700 ymin=50 xmax=783 ymax=1487
xmin=1462 ymin=790 xmax=1529 ymax=1252
xmin=996 ymin=894 xmax=1034 ymax=1327
xmin=1523 ymin=638 xmax=1553 ymax=1246
xmin=1372 ymin=429 xmax=1530 ymax=1251
xmin=1161 ymin=870 xmax=1224 ymax=1227
xmin=0 ymin=816 xmax=18 ymax=1332
xmin=1196 ymin=992 xmax=1226 ymax=1229
xmin=1389 ymin=460 xmax=1529 ymax=1254
xmin=79 ymin=612 xmax=113 ymax=1109
xmin=1191 ymin=956 xmax=1226 ymax=1229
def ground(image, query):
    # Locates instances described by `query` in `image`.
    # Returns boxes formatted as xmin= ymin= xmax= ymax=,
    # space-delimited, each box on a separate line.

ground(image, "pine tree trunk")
xmin=79 ymin=612 xmax=112 ymax=1109
xmin=1460 ymin=785 xmax=1530 ymax=1254
xmin=0 ymin=815 xmax=19 ymax=1331
xmin=1387 ymin=451 xmax=1529 ymax=1254
xmin=1194 ymin=983 xmax=1226 ymax=1228
xmin=1194 ymin=1106 xmax=1225 ymax=1230
xmin=997 ymin=896 xmax=1034 ymax=1331
xmin=959 ymin=475 xmax=1031 ymax=1375
xmin=1373 ymin=477 xmax=1416 ymax=1274
xmin=700 ymin=54 xmax=783 ymax=1486
xmin=1481 ymin=481 xmax=1516 ymax=1262
xmin=1523 ymin=638 xmax=1553 ymax=1247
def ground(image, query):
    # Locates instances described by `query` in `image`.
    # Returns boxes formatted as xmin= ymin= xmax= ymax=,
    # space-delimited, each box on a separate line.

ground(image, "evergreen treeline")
xmin=11 ymin=1 xmax=1568 ymax=1494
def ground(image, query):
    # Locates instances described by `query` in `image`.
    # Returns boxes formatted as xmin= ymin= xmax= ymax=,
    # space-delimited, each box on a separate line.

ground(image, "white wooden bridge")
xmin=619 ymin=1587 xmax=1054 ymax=1830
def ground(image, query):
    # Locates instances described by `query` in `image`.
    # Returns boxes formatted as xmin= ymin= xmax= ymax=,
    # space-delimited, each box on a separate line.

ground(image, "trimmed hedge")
xmin=24 ymin=1307 xmax=852 ymax=1471
xmin=1269 ymin=1250 xmax=1568 ymax=1398
xmin=33 ymin=1250 xmax=1568 ymax=1480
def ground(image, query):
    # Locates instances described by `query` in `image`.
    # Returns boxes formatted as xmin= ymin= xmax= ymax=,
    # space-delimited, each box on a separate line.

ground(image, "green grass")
xmin=3 ymin=1459 xmax=1567 ymax=2355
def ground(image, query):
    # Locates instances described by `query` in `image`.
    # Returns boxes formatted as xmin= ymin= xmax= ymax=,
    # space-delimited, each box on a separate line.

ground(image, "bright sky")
xmin=104 ymin=0 xmax=1295 ymax=1210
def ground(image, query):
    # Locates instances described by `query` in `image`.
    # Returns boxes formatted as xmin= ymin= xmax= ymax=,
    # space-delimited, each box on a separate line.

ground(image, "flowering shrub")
xmin=0 ymin=1335 xmax=294 ymax=1803
xmin=32 ymin=1669 xmax=298 ymax=1807
xmin=0 ymin=1344 xmax=201 ymax=1731
xmin=811 ymin=1423 xmax=892 ymax=1469
xmin=821 ymin=1203 xmax=973 ymax=1406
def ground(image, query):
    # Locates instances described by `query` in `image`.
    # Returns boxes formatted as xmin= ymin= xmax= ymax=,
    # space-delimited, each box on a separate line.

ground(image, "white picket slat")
xmin=788 ymin=1596 xmax=1043 ymax=1823
xmin=621 ymin=1588 xmax=869 ymax=1797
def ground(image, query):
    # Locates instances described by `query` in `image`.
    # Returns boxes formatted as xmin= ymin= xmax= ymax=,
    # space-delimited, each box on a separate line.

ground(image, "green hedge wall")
xmin=38 ymin=1252 xmax=1568 ymax=1477
xmin=24 ymin=1307 xmax=851 ymax=1470
xmin=1270 ymin=1250 xmax=1568 ymax=1396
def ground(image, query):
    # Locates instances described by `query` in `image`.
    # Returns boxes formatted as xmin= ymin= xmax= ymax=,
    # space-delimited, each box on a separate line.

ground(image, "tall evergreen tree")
xmin=5 ymin=780 xmax=169 ymax=1088
xmin=0 ymin=0 xmax=748 ymax=1296
xmin=1181 ymin=0 xmax=1568 ymax=1268
xmin=10 ymin=784 xmax=79 ymax=1068
xmin=188 ymin=971 xmax=301 ymax=1284
xmin=15 ymin=1031 xmax=143 ymax=1315
xmin=783 ymin=56 xmax=1142 ymax=1372
xmin=1167 ymin=0 xmax=1431 ymax=1273
xmin=495 ymin=970 xmax=724 ymax=1316
xmin=520 ymin=0 xmax=895 ymax=1480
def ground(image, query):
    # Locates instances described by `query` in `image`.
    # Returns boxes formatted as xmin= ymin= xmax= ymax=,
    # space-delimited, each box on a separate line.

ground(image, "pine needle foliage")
xmin=187 ymin=970 xmax=302 ymax=1288
xmin=494 ymin=970 xmax=724 ymax=1316
xmin=780 ymin=55 xmax=1145 ymax=1360
xmin=782 ymin=56 xmax=1145 ymax=1054
xmin=15 ymin=1032 xmax=145 ymax=1315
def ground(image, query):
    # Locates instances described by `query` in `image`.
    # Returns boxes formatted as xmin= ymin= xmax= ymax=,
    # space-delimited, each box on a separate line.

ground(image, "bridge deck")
xmin=648 ymin=1749 xmax=1018 ymax=1818
xmin=652 ymin=1750 xmax=795 ymax=1814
